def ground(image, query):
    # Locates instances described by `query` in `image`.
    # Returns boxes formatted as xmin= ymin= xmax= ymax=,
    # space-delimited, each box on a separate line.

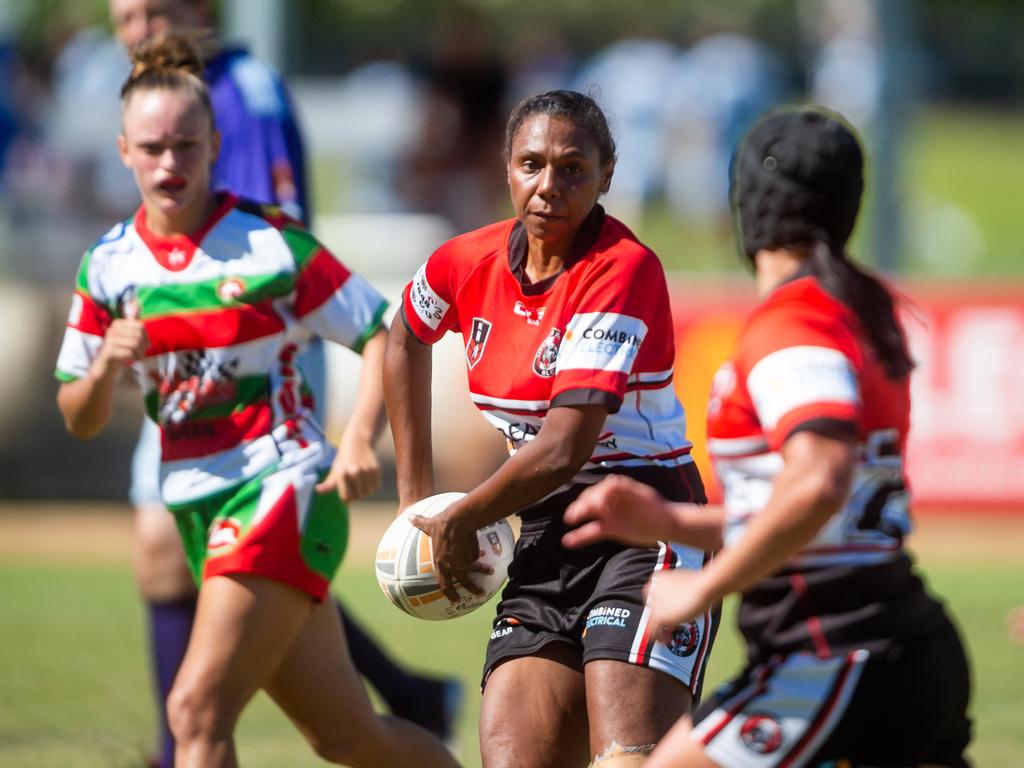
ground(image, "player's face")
xmin=118 ymin=88 xmax=219 ymax=232
xmin=507 ymin=113 xmax=613 ymax=249
xmin=110 ymin=0 xmax=206 ymax=49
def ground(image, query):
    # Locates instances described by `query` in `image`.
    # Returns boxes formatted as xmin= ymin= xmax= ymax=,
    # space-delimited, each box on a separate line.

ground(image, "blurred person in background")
xmin=397 ymin=11 xmax=510 ymax=233
xmin=107 ymin=1 xmax=460 ymax=765
xmin=55 ymin=31 xmax=461 ymax=768
xmin=386 ymin=90 xmax=716 ymax=768
xmin=564 ymin=107 xmax=972 ymax=768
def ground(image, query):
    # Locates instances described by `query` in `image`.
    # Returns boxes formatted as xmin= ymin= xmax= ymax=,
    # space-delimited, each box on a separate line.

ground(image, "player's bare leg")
xmin=584 ymin=659 xmax=693 ymax=766
xmin=263 ymin=595 xmax=460 ymax=767
xmin=133 ymin=503 xmax=195 ymax=601
xmin=479 ymin=644 xmax=590 ymax=768
xmin=167 ymin=575 xmax=310 ymax=767
xmin=643 ymin=714 xmax=719 ymax=768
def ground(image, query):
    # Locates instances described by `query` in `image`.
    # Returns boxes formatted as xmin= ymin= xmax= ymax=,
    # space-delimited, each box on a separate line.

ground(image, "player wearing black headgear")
xmin=563 ymin=106 xmax=973 ymax=767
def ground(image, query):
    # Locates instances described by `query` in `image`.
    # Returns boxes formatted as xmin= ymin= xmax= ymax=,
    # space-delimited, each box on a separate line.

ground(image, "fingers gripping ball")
xmin=375 ymin=492 xmax=515 ymax=620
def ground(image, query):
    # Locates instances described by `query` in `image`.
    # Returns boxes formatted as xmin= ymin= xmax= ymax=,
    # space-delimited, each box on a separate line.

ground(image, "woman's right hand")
xmin=562 ymin=475 xmax=683 ymax=548
xmin=92 ymin=314 xmax=148 ymax=378
xmin=411 ymin=505 xmax=493 ymax=603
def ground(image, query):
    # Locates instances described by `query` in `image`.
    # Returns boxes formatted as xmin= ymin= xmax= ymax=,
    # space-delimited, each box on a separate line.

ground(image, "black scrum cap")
xmin=729 ymin=107 xmax=864 ymax=262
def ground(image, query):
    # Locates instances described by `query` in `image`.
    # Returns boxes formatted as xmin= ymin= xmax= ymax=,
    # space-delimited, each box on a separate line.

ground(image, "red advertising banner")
xmin=668 ymin=278 xmax=1024 ymax=511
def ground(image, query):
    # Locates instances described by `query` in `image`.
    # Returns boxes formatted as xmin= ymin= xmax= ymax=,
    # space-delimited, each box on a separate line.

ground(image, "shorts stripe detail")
xmin=688 ymin=605 xmax=714 ymax=695
xmin=791 ymin=572 xmax=832 ymax=658
xmin=698 ymin=660 xmax=778 ymax=745
xmin=628 ymin=542 xmax=672 ymax=664
xmin=778 ymin=649 xmax=868 ymax=768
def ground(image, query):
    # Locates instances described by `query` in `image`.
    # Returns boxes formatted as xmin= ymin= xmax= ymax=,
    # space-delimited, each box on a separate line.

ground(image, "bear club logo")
xmin=533 ymin=328 xmax=562 ymax=377
xmin=208 ymin=518 xmax=242 ymax=550
xmin=466 ymin=317 xmax=492 ymax=368
xmin=739 ymin=714 xmax=784 ymax=754
xmin=668 ymin=621 xmax=701 ymax=657
xmin=217 ymin=277 xmax=247 ymax=303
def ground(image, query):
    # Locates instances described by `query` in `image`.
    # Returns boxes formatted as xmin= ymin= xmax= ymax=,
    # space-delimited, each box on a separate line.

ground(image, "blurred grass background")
xmin=1 ymin=507 xmax=1021 ymax=768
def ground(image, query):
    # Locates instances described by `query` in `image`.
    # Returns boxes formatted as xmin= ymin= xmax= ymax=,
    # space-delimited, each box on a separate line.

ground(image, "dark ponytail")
xmin=731 ymin=106 xmax=913 ymax=378
xmin=808 ymin=243 xmax=913 ymax=378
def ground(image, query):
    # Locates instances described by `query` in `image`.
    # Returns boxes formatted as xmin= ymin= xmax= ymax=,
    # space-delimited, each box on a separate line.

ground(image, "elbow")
xmin=541 ymin=441 xmax=589 ymax=486
xmin=809 ymin=463 xmax=854 ymax=517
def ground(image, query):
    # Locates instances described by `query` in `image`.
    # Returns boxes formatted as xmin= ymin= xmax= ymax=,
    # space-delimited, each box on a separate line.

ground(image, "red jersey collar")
xmin=135 ymin=193 xmax=237 ymax=271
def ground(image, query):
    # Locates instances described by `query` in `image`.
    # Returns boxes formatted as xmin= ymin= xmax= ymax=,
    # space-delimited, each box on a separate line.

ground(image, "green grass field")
xmin=0 ymin=507 xmax=1021 ymax=767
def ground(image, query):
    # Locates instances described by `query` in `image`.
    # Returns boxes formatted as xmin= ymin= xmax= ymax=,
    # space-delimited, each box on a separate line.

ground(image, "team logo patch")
xmin=466 ymin=317 xmax=492 ymax=368
xmin=667 ymin=621 xmax=701 ymax=657
xmin=485 ymin=530 xmax=504 ymax=556
xmin=533 ymin=328 xmax=562 ymax=377
xmin=217 ymin=277 xmax=247 ymax=303
xmin=490 ymin=616 xmax=520 ymax=640
xmin=409 ymin=263 xmax=450 ymax=330
xmin=739 ymin=713 xmax=784 ymax=755
xmin=514 ymin=301 xmax=545 ymax=326
xmin=558 ymin=312 xmax=646 ymax=374
xmin=208 ymin=518 xmax=242 ymax=551
xmin=158 ymin=351 xmax=239 ymax=425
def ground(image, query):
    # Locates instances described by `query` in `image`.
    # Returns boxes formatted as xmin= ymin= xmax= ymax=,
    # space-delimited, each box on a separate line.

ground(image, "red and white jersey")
xmin=706 ymin=272 xmax=946 ymax=655
xmin=401 ymin=208 xmax=694 ymax=505
xmin=55 ymin=195 xmax=386 ymax=507
xmin=707 ymin=273 xmax=912 ymax=569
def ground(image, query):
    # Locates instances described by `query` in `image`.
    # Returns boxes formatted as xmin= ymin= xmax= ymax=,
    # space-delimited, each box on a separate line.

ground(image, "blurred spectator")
xmin=572 ymin=37 xmax=683 ymax=226
xmin=664 ymin=32 xmax=786 ymax=223
xmin=397 ymin=12 xmax=510 ymax=232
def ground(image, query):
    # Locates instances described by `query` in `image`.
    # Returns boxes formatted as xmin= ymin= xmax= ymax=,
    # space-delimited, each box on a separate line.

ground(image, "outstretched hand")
xmin=562 ymin=475 xmax=682 ymax=549
xmin=645 ymin=569 xmax=716 ymax=644
xmin=411 ymin=509 xmax=492 ymax=603
xmin=316 ymin=435 xmax=380 ymax=502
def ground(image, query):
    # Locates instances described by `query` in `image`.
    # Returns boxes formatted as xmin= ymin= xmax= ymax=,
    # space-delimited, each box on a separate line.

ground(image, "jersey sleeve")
xmin=54 ymin=251 xmax=113 ymax=382
xmin=551 ymin=250 xmax=669 ymax=413
xmin=284 ymin=227 xmax=387 ymax=353
xmin=738 ymin=304 xmax=862 ymax=450
xmin=399 ymin=242 xmax=461 ymax=344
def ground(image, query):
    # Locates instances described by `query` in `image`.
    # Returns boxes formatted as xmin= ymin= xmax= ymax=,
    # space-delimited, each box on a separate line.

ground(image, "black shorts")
xmin=691 ymin=615 xmax=972 ymax=767
xmin=483 ymin=464 xmax=716 ymax=693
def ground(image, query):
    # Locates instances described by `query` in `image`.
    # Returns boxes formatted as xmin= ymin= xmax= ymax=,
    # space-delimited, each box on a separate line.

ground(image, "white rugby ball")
xmin=375 ymin=492 xmax=515 ymax=621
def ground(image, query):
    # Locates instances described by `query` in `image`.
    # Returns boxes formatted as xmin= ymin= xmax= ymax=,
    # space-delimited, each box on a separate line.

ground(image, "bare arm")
xmin=317 ymin=326 xmax=389 ymax=502
xmin=644 ymin=430 xmax=856 ymax=638
xmin=57 ymin=315 xmax=148 ymax=439
xmin=383 ymin=313 xmax=435 ymax=508
xmin=561 ymin=474 xmax=725 ymax=551
xmin=419 ymin=401 xmax=608 ymax=600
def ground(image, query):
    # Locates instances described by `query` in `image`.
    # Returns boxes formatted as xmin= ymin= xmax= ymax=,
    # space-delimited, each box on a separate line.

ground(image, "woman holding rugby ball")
xmin=385 ymin=89 xmax=716 ymax=768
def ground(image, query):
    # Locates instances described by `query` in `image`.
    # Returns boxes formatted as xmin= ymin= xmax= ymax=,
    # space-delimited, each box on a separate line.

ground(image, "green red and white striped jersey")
xmin=55 ymin=194 xmax=387 ymax=506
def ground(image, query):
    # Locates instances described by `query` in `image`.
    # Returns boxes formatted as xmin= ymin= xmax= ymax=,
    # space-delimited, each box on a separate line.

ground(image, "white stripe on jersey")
xmin=55 ymin=326 xmax=105 ymax=380
xmin=557 ymin=312 xmax=648 ymax=374
xmin=408 ymin=263 xmax=450 ymax=331
xmin=747 ymin=345 xmax=859 ymax=431
xmin=627 ymin=368 xmax=674 ymax=386
xmin=470 ymin=392 xmax=551 ymax=411
xmin=707 ymin=435 xmax=771 ymax=457
xmin=299 ymin=274 xmax=386 ymax=351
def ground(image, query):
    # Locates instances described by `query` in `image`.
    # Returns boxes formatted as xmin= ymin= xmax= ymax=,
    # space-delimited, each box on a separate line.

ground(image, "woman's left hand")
xmin=411 ymin=507 xmax=492 ymax=603
xmin=316 ymin=435 xmax=380 ymax=502
xmin=646 ymin=569 xmax=717 ymax=645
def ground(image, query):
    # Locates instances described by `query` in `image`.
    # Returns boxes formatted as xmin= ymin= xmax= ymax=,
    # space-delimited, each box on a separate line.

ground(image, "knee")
xmin=166 ymin=678 xmax=234 ymax=748
xmin=304 ymin=716 xmax=389 ymax=766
